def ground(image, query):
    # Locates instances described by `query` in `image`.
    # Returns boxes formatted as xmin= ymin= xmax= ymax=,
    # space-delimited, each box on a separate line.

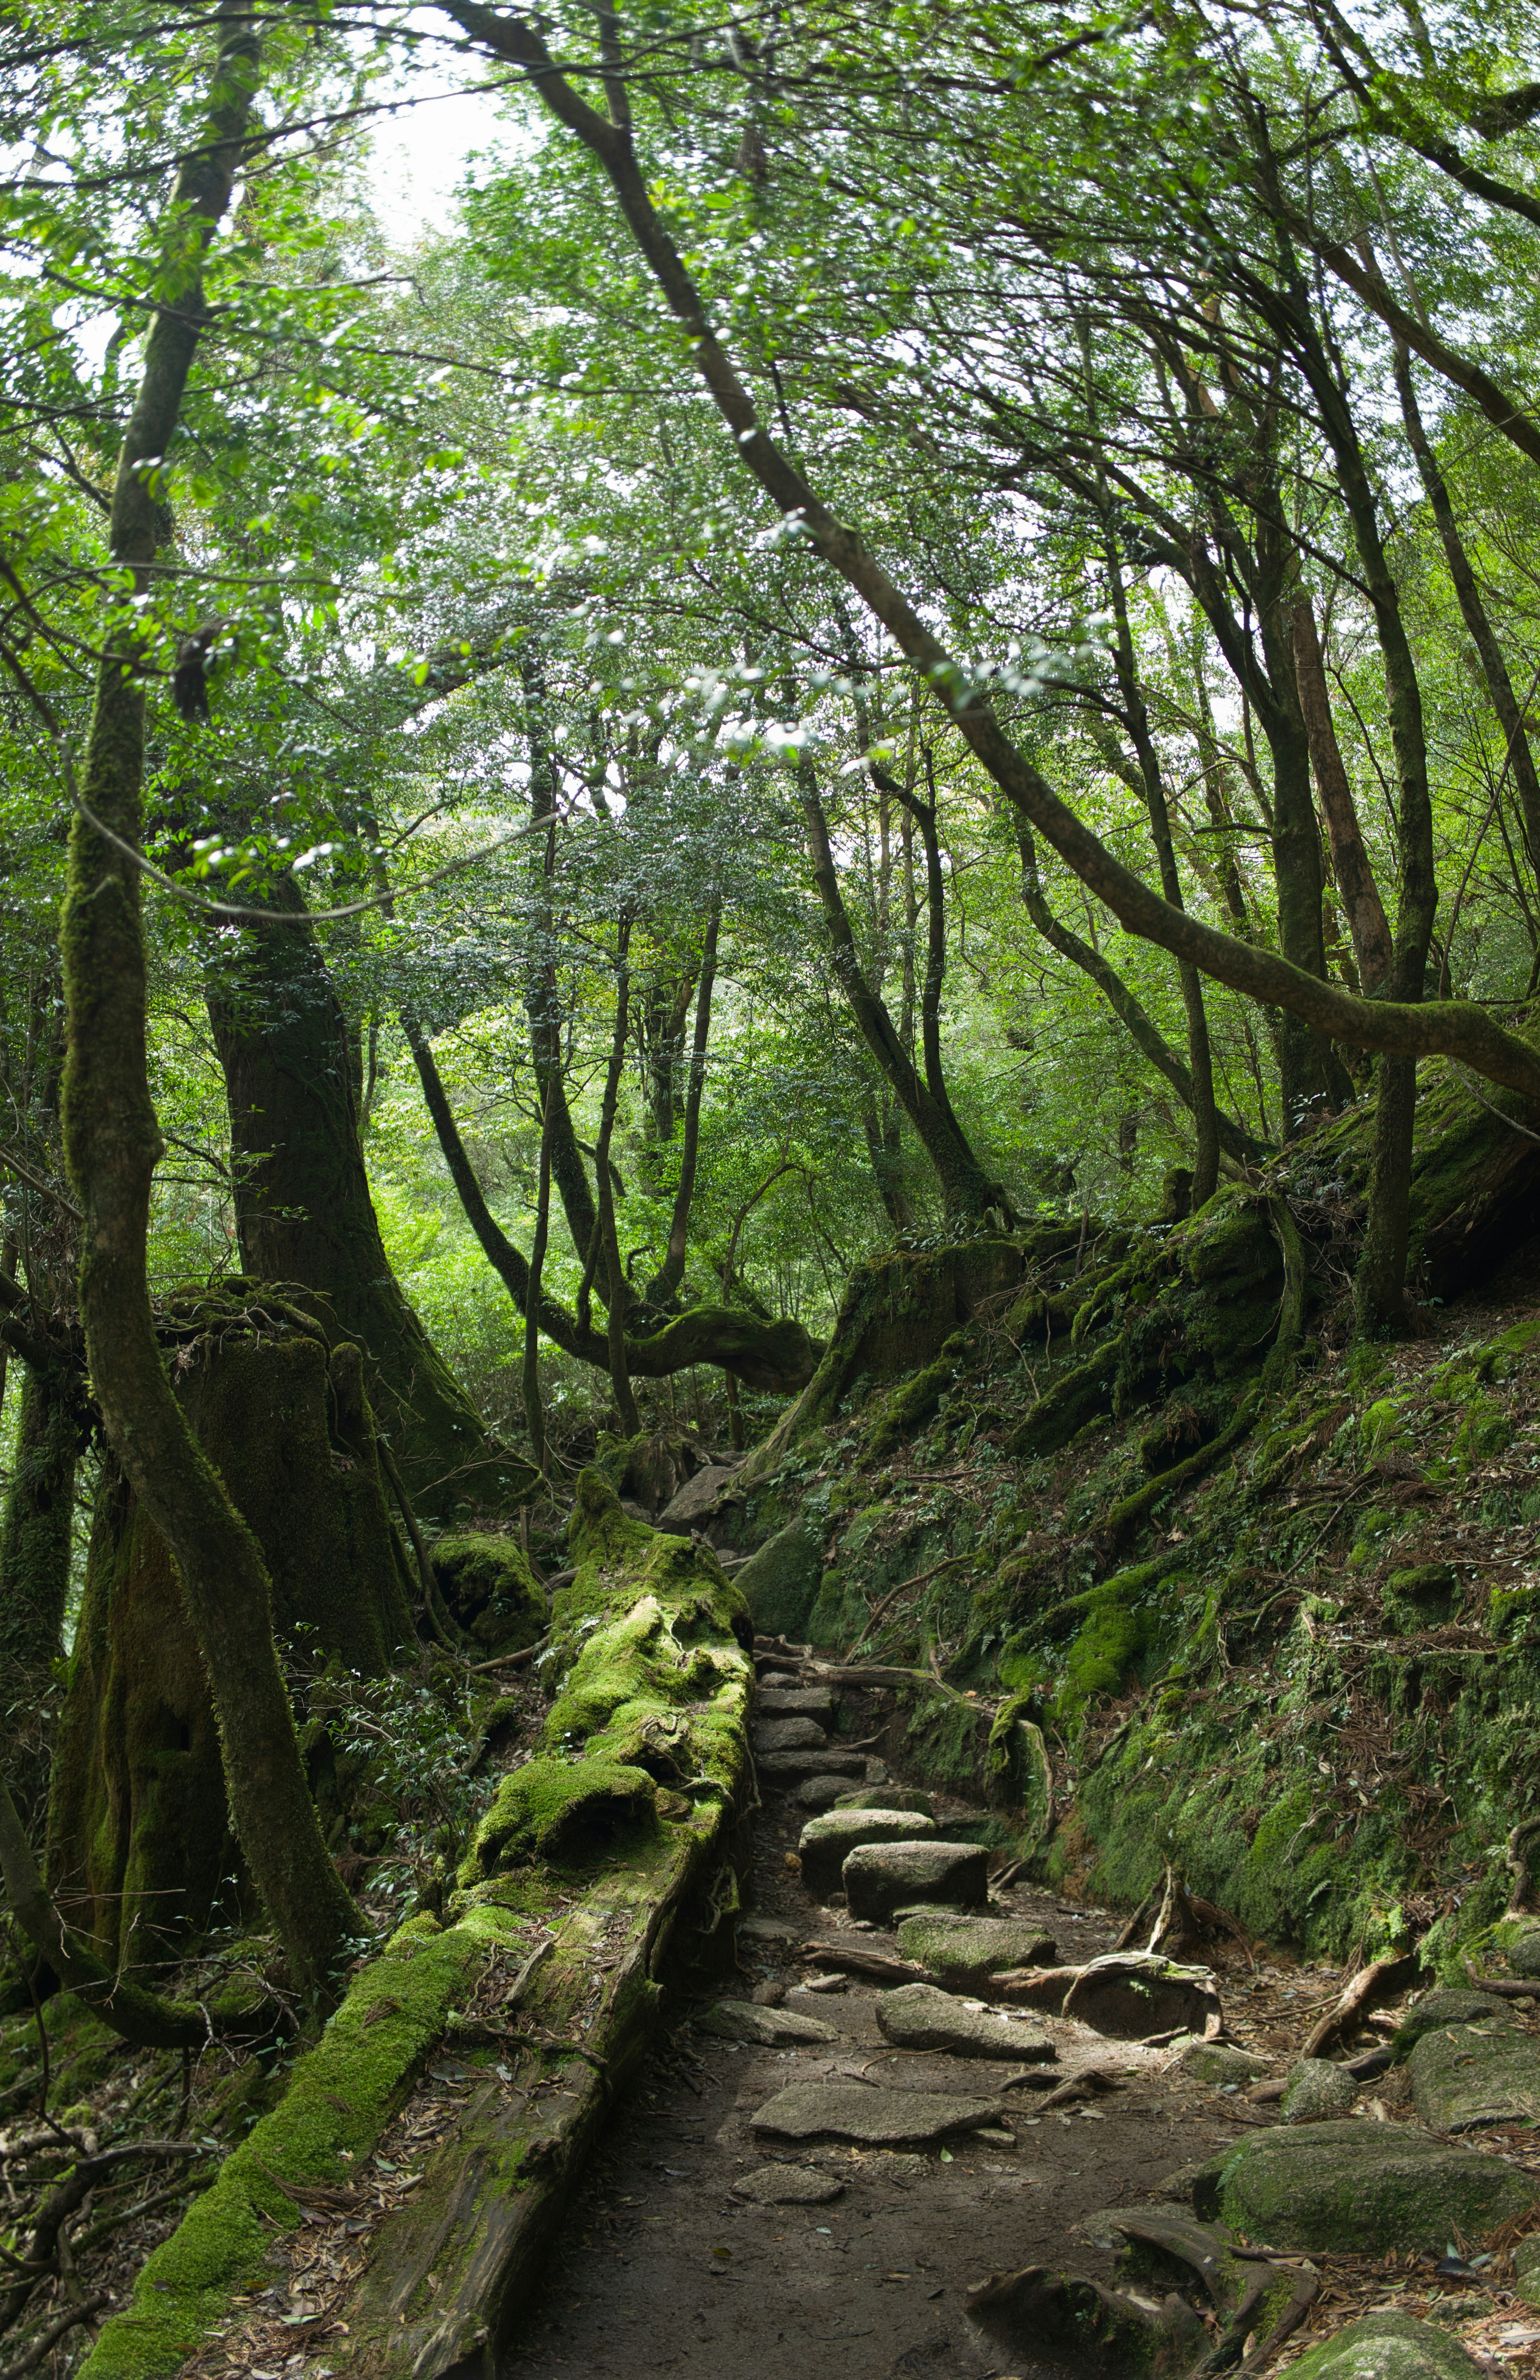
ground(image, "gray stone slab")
xmin=1188 ymin=2118 xmax=1540 ymax=2254
xmin=755 ymin=1715 xmax=828 ymax=1754
xmin=875 ymin=1983 xmax=1057 ymax=2063
xmin=695 ymin=1999 xmax=838 ymax=2048
xmin=843 ymin=1840 xmax=990 ymax=1924
xmin=798 ymin=1807 xmax=938 ymax=1897
xmin=1409 ymin=2017 xmax=1540 ymax=2131
xmin=796 ymin=1775 xmax=856 ymax=1811
xmin=757 ymin=1687 xmax=835 ymax=1723
xmin=1281 ymin=2059 xmax=1359 ymax=2123
xmin=736 ymin=1913 xmax=800 ymax=1945
xmin=758 ymin=1748 xmax=869 ymax=1781
xmin=730 ymin=2165 xmax=845 ymax=2206
xmin=1285 ymin=2311 xmax=1487 ymax=2378
xmin=749 ymin=2082 xmax=1007 ymax=2148
xmin=896 ymin=1913 xmax=1058 ymax=1990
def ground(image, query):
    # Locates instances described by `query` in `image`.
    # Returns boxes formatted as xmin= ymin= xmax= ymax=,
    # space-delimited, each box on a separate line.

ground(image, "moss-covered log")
xmin=75 ymin=1474 xmax=755 ymax=2380
xmin=47 ymin=1304 xmax=411 ymax=1966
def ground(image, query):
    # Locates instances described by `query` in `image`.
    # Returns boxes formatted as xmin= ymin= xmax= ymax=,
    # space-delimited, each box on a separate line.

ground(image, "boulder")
xmin=966 ymin=2265 xmax=1206 ymax=2376
xmin=843 ymin=1840 xmax=990 ymax=1924
xmin=835 ymin=1785 xmax=935 ymax=1816
xmin=798 ymin=1807 xmax=938 ymax=1898
xmin=695 ymin=1999 xmax=838 ymax=2048
xmin=1175 ymin=2039 xmax=1273 ymax=2087
xmin=749 ymin=2082 xmax=1007 ymax=2148
xmin=730 ymin=2165 xmax=845 ymax=2206
xmin=1394 ymin=1991 xmax=1508 ymax=2055
xmin=1188 ymin=2119 xmax=1540 ymax=2253
xmin=430 ymin=1532 xmax=547 ymax=1651
xmin=875 ymin=1983 xmax=1057 ymax=2063
xmin=1061 ymin=1953 xmax=1222 ymax=2041
xmin=656 ymin=1465 xmax=740 ymax=1532
xmin=1514 ymin=2235 xmax=1540 ymax=2309
xmin=1503 ymin=1923 xmax=1540 ymax=1980
xmin=896 ymin=1912 xmax=1058 ymax=1991
xmin=737 ymin=1519 xmax=824 ymax=1638
xmin=1408 ymin=2017 xmax=1540 ymax=2131
xmin=1283 ymin=2311 xmax=1487 ymax=2377
xmin=1280 ymin=2059 xmax=1360 ymax=2123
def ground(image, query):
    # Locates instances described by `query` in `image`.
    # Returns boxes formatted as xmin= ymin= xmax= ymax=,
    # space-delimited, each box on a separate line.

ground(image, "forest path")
xmin=504 ymin=1648 xmax=1281 ymax=2380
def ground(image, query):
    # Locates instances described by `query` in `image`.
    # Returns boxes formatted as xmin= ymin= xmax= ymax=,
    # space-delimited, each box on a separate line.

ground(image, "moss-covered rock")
xmin=1393 ymin=1991 xmax=1509 ymax=2056
xmin=797 ymin=1806 xmax=937 ymax=1897
xmin=1188 ymin=2120 xmax=1540 ymax=2252
xmin=895 ymin=1912 xmax=1057 ymax=1989
xmin=736 ymin=1518 xmax=824 ymax=1639
xmin=1407 ymin=2017 xmax=1540 ymax=2131
xmin=1283 ymin=2311 xmax=1486 ymax=2378
xmin=430 ymin=1533 xmax=547 ymax=1650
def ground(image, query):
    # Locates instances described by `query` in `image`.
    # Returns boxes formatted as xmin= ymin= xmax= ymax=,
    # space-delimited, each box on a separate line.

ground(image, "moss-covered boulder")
xmin=1393 ymin=1991 xmax=1509 ymax=2056
xmin=1284 ymin=2311 xmax=1485 ymax=2378
xmin=1280 ymin=2059 xmax=1358 ymax=2123
xmin=736 ymin=1518 xmax=824 ymax=1639
xmin=1408 ymin=2017 xmax=1540 ymax=2131
xmin=835 ymin=1785 xmax=935 ymax=1816
xmin=1188 ymin=2120 xmax=1540 ymax=2252
xmin=459 ymin=1757 xmax=658 ymax=1878
xmin=430 ymin=1533 xmax=547 ymax=1650
xmin=896 ymin=1912 xmax=1058 ymax=1990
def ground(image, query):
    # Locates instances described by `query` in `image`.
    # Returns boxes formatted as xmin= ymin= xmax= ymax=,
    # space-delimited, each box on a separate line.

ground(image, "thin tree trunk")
xmin=1290 ymin=594 xmax=1394 ymax=991
xmin=594 ymin=916 xmax=640 ymax=1434
xmin=519 ymin=652 xmax=600 ymax=1263
xmin=1393 ymin=343 xmax=1540 ymax=884
xmin=642 ymin=899 xmax=719 ymax=1308
xmin=523 ymin=1081 xmax=555 ymax=1478
xmin=0 ymin=1365 xmax=76 ymax=1823
xmin=57 ymin=7 xmax=361 ymax=2007
xmin=798 ymin=762 xmax=997 ymax=1217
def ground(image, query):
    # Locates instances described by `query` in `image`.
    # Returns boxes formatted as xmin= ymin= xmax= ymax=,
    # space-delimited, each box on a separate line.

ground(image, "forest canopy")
xmin=2 ymin=0 xmax=1540 ymax=2002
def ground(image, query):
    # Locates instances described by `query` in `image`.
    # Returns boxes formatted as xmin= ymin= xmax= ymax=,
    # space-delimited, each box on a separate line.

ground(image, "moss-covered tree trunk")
xmin=0 ymin=1364 xmax=77 ymax=1823
xmin=56 ymin=9 xmax=363 ymax=2007
xmin=205 ymin=877 xmax=532 ymax=1520
xmin=47 ymin=1318 xmax=411 ymax=1968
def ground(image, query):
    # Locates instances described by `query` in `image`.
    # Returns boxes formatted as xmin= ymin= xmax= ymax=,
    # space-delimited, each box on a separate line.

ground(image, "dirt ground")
xmin=505 ymin=1785 xmax=1282 ymax=2380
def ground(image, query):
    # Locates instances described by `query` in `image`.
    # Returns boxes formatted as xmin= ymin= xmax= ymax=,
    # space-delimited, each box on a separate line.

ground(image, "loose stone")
xmin=875 ymin=1982 xmax=1057 ymax=2063
xmin=1174 ymin=2038 xmax=1273 ymax=2087
xmin=695 ymin=1999 xmax=838 ymax=2048
xmin=749 ymin=2082 xmax=1008 ymax=2148
xmin=1280 ymin=2058 xmax=1360 ymax=2123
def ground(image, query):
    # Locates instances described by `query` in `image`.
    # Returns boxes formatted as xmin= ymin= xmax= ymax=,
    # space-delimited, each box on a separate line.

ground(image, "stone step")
xmin=758 ymin=1748 xmax=871 ymax=1781
xmin=797 ymin=1806 xmax=939 ymax=1897
xmin=756 ymin=1687 xmax=835 ymax=1723
xmin=754 ymin=1715 xmax=828 ymax=1754
xmin=749 ymin=2082 xmax=1009 ymax=2149
xmin=843 ymin=1839 xmax=990 ymax=1923
xmin=874 ymin=1982 xmax=1058 ymax=2064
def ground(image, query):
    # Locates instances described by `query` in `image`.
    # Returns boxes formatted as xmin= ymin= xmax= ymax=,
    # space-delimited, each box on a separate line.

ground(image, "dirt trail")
xmin=506 ymin=1654 xmax=1282 ymax=2379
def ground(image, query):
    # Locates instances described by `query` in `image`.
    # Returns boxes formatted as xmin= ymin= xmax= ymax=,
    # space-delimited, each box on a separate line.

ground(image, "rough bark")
xmin=1290 ymin=595 xmax=1394 ymax=992
xmin=56 ymin=8 xmax=362 ymax=2007
xmin=205 ymin=876 xmax=531 ymax=1520
xmin=0 ymin=1364 xmax=77 ymax=1823
xmin=431 ymin=20 xmax=1540 ymax=1107
xmin=519 ymin=653 xmax=599 ymax=1264
xmin=48 ymin=1322 xmax=411 ymax=1971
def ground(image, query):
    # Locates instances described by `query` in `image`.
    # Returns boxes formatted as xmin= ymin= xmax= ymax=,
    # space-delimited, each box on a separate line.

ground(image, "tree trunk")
xmin=56 ymin=8 xmax=362 ymax=2008
xmin=0 ymin=1365 xmax=77 ymax=1824
xmin=1290 ymin=594 xmax=1394 ymax=991
xmin=799 ymin=762 xmax=1000 ymax=1218
xmin=205 ymin=876 xmax=531 ymax=1520
xmin=594 ymin=916 xmax=640 ymax=1434
xmin=641 ymin=900 xmax=719 ymax=1309
xmin=47 ymin=1319 xmax=410 ymax=1969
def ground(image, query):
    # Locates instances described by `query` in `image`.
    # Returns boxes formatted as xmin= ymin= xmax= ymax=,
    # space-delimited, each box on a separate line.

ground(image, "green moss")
xmin=734 ymin=1518 xmax=823 ymax=1638
xmin=430 ymin=1534 xmax=547 ymax=1651
xmin=459 ymin=1758 xmax=659 ymax=1881
xmin=79 ymin=1905 xmax=527 ymax=2380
